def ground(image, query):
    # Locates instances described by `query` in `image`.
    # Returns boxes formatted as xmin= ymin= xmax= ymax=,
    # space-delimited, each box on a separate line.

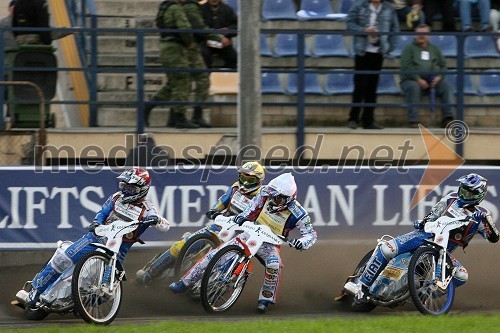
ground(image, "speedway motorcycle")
xmin=338 ymin=215 xmax=477 ymax=315
xmin=199 ymin=215 xmax=288 ymax=313
xmin=12 ymin=219 xmax=153 ymax=325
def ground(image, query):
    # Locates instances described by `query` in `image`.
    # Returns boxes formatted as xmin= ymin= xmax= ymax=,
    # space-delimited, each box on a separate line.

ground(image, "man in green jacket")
xmin=399 ymin=23 xmax=455 ymax=128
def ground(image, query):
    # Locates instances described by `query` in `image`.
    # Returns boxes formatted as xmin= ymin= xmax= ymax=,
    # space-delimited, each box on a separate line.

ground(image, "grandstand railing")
xmin=0 ymin=21 xmax=499 ymax=158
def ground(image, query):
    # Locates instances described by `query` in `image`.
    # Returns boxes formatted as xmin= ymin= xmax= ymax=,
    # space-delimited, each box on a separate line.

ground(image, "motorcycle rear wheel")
xmin=408 ymin=246 xmax=455 ymax=315
xmin=200 ymin=245 xmax=248 ymax=313
xmin=174 ymin=232 xmax=221 ymax=280
xmin=23 ymin=285 xmax=49 ymax=321
xmin=72 ymin=251 xmax=122 ymax=325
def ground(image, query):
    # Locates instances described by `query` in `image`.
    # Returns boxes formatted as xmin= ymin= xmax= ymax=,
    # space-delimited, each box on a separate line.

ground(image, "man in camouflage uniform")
xmin=146 ymin=0 xmax=197 ymax=128
xmin=170 ymin=0 xmax=229 ymax=128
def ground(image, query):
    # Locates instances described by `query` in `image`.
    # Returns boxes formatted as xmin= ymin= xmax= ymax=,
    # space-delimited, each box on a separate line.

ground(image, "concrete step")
xmin=91 ymin=35 xmax=160 ymax=54
xmin=94 ymin=0 xmax=160 ymax=17
xmin=97 ymin=73 xmax=164 ymax=92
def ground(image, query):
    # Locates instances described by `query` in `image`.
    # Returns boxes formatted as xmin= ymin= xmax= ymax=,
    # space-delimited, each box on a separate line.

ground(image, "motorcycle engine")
xmin=371 ymin=255 xmax=410 ymax=301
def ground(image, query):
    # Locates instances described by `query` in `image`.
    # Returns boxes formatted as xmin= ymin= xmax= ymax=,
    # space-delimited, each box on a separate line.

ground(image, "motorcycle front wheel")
xmin=72 ymin=251 xmax=122 ymax=325
xmin=408 ymin=246 xmax=455 ymax=315
xmin=200 ymin=245 xmax=248 ymax=313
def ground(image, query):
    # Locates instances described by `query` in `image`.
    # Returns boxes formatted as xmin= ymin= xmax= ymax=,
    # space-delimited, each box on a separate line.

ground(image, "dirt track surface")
xmin=1 ymin=239 xmax=499 ymax=327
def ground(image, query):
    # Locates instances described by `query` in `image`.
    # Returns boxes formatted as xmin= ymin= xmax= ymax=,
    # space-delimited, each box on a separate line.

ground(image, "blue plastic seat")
xmin=429 ymin=35 xmax=457 ymax=58
xmin=273 ymin=34 xmax=309 ymax=57
xmin=478 ymin=70 xmax=500 ymax=95
xmin=260 ymin=34 xmax=273 ymax=57
xmin=376 ymin=74 xmax=400 ymax=95
xmin=298 ymin=0 xmax=336 ymax=20
xmin=262 ymin=0 xmax=298 ymax=21
xmin=262 ymin=73 xmax=285 ymax=94
xmin=310 ymin=34 xmax=350 ymax=57
xmin=386 ymin=35 xmax=413 ymax=58
xmin=464 ymin=36 xmax=499 ymax=59
xmin=225 ymin=0 xmax=238 ymax=14
xmin=324 ymin=71 xmax=354 ymax=95
xmin=444 ymin=74 xmax=477 ymax=95
xmin=285 ymin=73 xmax=324 ymax=95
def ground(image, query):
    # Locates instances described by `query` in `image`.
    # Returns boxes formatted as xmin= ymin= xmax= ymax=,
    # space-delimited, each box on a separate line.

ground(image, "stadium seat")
xmin=464 ymin=36 xmax=500 ymax=59
xmin=285 ymin=73 xmax=324 ymax=95
xmin=273 ymin=34 xmax=310 ymax=57
xmin=429 ymin=35 xmax=457 ymax=58
xmin=324 ymin=71 xmax=354 ymax=95
xmin=386 ymin=34 xmax=412 ymax=58
xmin=376 ymin=74 xmax=400 ymax=95
xmin=225 ymin=0 xmax=238 ymax=14
xmin=297 ymin=0 xmax=337 ymax=20
xmin=262 ymin=0 xmax=298 ymax=21
xmin=209 ymin=72 xmax=239 ymax=95
xmin=444 ymin=74 xmax=478 ymax=95
xmin=310 ymin=34 xmax=350 ymax=58
xmin=478 ymin=70 xmax=500 ymax=95
xmin=262 ymin=72 xmax=285 ymax=94
xmin=260 ymin=34 xmax=273 ymax=57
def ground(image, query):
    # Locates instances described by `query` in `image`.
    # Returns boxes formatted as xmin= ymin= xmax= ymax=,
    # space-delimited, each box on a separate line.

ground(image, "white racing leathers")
xmin=182 ymin=188 xmax=317 ymax=304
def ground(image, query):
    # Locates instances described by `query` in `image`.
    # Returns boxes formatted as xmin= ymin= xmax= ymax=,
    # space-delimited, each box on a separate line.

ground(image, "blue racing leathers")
xmin=359 ymin=192 xmax=499 ymax=289
xmin=31 ymin=192 xmax=169 ymax=294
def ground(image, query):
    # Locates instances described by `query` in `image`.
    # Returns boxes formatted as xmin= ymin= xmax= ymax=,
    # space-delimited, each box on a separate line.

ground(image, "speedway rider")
xmin=345 ymin=173 xmax=499 ymax=303
xmin=169 ymin=172 xmax=318 ymax=314
xmin=135 ymin=161 xmax=266 ymax=285
xmin=25 ymin=168 xmax=170 ymax=307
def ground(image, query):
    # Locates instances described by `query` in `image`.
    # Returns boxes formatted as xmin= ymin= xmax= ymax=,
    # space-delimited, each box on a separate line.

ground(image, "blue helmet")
xmin=456 ymin=173 xmax=487 ymax=207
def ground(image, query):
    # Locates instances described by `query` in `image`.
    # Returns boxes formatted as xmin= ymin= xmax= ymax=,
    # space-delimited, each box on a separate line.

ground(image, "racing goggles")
xmin=239 ymin=173 xmax=260 ymax=186
xmin=271 ymin=193 xmax=290 ymax=206
xmin=119 ymin=181 xmax=141 ymax=194
xmin=458 ymin=187 xmax=484 ymax=200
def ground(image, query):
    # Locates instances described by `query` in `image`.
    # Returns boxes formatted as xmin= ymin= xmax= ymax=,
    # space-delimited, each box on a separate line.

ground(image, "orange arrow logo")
xmin=410 ymin=124 xmax=465 ymax=210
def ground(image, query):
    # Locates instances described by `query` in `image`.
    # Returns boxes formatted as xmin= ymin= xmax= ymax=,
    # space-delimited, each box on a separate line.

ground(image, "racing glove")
xmin=471 ymin=210 xmax=484 ymax=223
xmin=88 ymin=221 xmax=100 ymax=232
xmin=143 ymin=215 xmax=160 ymax=226
xmin=289 ymin=239 xmax=304 ymax=250
xmin=413 ymin=219 xmax=425 ymax=230
xmin=205 ymin=209 xmax=220 ymax=220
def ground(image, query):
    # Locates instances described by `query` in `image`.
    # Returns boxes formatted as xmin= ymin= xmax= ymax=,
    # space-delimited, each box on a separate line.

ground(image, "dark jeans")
xmin=349 ymin=52 xmax=384 ymax=127
xmin=201 ymin=44 xmax=237 ymax=69
xmin=423 ymin=0 xmax=456 ymax=31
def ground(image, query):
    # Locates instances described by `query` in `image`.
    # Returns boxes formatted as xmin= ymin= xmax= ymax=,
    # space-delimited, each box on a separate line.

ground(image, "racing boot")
xmin=256 ymin=300 xmax=270 ymax=314
xmin=191 ymin=106 xmax=211 ymax=128
xmin=135 ymin=269 xmax=153 ymax=286
xmin=25 ymin=288 xmax=41 ymax=308
xmin=344 ymin=281 xmax=370 ymax=303
xmin=175 ymin=112 xmax=199 ymax=129
xmin=169 ymin=280 xmax=188 ymax=293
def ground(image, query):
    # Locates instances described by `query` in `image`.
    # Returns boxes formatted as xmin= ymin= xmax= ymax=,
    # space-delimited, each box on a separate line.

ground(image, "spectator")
xmin=200 ymin=0 xmax=238 ymax=69
xmin=181 ymin=0 xmax=229 ymax=128
xmin=491 ymin=0 xmax=500 ymax=50
xmin=422 ymin=0 xmax=456 ymax=31
xmin=145 ymin=0 xmax=198 ymax=128
xmin=1 ymin=1 xmax=18 ymax=50
xmin=459 ymin=0 xmax=492 ymax=32
xmin=399 ymin=24 xmax=455 ymax=128
xmin=391 ymin=0 xmax=425 ymax=29
xmin=12 ymin=0 xmax=51 ymax=45
xmin=346 ymin=0 xmax=400 ymax=130
xmin=11 ymin=0 xmax=74 ymax=46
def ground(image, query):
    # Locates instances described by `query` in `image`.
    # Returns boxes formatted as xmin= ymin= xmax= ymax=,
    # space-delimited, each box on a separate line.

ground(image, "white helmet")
xmin=266 ymin=173 xmax=297 ymax=211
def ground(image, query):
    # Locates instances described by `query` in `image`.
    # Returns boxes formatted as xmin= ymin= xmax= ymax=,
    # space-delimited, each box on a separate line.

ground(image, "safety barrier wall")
xmin=0 ymin=166 xmax=498 ymax=249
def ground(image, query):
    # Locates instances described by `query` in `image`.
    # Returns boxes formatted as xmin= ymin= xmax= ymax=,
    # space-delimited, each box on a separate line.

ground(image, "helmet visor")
xmin=458 ymin=187 xmax=484 ymax=200
xmin=239 ymin=173 xmax=260 ymax=187
xmin=271 ymin=193 xmax=290 ymax=206
xmin=119 ymin=181 xmax=141 ymax=195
